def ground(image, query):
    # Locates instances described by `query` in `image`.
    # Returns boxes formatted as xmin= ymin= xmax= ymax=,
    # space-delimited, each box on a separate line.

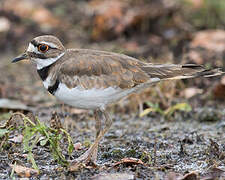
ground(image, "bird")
xmin=12 ymin=35 xmax=224 ymax=170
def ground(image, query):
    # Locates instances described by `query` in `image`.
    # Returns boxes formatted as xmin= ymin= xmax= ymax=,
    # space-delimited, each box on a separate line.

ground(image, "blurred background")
xmin=0 ymin=1 xmax=225 ymax=179
xmin=0 ymin=0 xmax=225 ymax=112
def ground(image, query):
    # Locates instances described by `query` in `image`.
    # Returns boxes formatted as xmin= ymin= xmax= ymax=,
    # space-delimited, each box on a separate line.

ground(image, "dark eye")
xmin=38 ymin=44 xmax=49 ymax=53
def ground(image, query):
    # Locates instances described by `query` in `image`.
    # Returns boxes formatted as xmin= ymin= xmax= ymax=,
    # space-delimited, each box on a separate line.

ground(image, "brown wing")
xmin=56 ymin=49 xmax=223 ymax=90
xmin=57 ymin=49 xmax=150 ymax=89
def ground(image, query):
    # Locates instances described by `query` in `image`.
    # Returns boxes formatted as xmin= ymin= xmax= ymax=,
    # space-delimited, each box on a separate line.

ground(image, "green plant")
xmin=2 ymin=113 xmax=74 ymax=170
xmin=140 ymin=102 xmax=192 ymax=118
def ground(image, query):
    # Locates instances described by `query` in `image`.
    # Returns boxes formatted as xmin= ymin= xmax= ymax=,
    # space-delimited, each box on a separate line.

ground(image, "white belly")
xmin=54 ymin=83 xmax=129 ymax=110
xmin=43 ymin=77 xmax=161 ymax=110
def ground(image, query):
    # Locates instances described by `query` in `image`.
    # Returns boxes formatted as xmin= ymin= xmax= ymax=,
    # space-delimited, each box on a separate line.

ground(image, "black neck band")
xmin=37 ymin=64 xmax=52 ymax=81
xmin=48 ymin=79 xmax=59 ymax=95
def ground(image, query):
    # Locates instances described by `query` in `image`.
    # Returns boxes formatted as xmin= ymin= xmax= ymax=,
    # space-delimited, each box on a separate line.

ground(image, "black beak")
xmin=12 ymin=53 xmax=28 ymax=63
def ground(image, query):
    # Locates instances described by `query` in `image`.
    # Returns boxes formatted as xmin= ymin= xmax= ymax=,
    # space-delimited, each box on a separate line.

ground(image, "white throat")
xmin=35 ymin=52 xmax=65 ymax=70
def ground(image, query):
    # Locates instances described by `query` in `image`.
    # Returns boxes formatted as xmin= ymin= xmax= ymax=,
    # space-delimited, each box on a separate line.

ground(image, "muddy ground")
xmin=0 ymin=96 xmax=225 ymax=179
xmin=0 ymin=0 xmax=225 ymax=179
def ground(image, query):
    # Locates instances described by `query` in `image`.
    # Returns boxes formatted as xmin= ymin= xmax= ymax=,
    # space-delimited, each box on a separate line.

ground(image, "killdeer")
xmin=12 ymin=35 xmax=223 ymax=170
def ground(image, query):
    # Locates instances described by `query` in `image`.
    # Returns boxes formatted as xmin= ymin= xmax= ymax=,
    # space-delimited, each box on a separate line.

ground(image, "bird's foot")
xmin=69 ymin=144 xmax=98 ymax=171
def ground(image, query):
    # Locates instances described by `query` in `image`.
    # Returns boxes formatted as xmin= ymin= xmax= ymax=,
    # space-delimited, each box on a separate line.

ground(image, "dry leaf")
xmin=182 ymin=87 xmax=203 ymax=99
xmin=69 ymin=108 xmax=88 ymax=114
xmin=113 ymin=157 xmax=145 ymax=167
xmin=213 ymin=83 xmax=225 ymax=100
xmin=10 ymin=164 xmax=39 ymax=178
xmin=181 ymin=171 xmax=198 ymax=180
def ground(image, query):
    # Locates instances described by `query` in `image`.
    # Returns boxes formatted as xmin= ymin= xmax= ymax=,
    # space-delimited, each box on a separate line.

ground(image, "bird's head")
xmin=12 ymin=35 xmax=66 ymax=69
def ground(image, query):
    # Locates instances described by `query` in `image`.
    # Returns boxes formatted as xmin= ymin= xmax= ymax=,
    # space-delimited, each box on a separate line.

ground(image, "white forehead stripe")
xmin=36 ymin=52 xmax=65 ymax=70
xmin=39 ymin=41 xmax=58 ymax=49
xmin=27 ymin=43 xmax=41 ymax=54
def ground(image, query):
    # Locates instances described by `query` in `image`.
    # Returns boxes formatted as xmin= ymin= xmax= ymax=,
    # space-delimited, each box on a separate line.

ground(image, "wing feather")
xmin=57 ymin=49 xmax=149 ymax=89
xmin=54 ymin=49 xmax=223 ymax=90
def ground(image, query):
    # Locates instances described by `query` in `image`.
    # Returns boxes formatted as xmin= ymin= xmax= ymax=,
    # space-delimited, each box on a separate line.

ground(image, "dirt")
xmin=0 ymin=103 xmax=225 ymax=179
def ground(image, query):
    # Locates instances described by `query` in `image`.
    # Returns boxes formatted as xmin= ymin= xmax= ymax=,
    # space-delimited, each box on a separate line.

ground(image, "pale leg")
xmin=91 ymin=110 xmax=102 ymax=163
xmin=69 ymin=109 xmax=112 ymax=171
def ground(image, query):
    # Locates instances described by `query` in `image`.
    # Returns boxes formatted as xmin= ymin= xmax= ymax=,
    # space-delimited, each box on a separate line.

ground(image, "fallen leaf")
xmin=113 ymin=157 xmax=145 ymax=167
xmin=213 ymin=83 xmax=225 ymax=100
xmin=10 ymin=164 xmax=39 ymax=178
xmin=70 ymin=108 xmax=88 ymax=114
xmin=181 ymin=171 xmax=198 ymax=180
xmin=213 ymin=75 xmax=225 ymax=100
xmin=182 ymin=87 xmax=203 ymax=99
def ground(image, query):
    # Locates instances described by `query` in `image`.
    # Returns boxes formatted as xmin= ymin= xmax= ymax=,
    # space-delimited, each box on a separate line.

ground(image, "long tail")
xmin=141 ymin=64 xmax=224 ymax=80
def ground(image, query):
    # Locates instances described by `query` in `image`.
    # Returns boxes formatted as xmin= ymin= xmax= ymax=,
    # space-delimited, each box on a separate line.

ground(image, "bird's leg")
xmin=69 ymin=109 xmax=112 ymax=171
xmin=90 ymin=110 xmax=102 ymax=163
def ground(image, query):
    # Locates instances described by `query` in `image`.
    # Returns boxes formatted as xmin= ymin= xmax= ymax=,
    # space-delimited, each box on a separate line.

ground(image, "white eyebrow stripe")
xmin=39 ymin=41 xmax=58 ymax=49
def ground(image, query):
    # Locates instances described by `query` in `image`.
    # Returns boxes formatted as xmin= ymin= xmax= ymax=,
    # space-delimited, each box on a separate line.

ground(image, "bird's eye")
xmin=38 ymin=44 xmax=49 ymax=53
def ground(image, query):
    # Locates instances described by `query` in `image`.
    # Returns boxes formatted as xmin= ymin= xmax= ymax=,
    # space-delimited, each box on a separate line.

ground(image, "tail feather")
xmin=141 ymin=64 xmax=224 ymax=80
